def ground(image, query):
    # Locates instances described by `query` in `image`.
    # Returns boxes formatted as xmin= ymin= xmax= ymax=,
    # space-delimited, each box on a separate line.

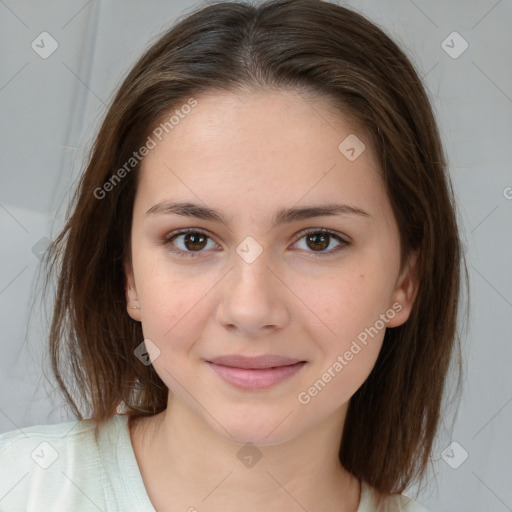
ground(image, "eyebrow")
xmin=145 ymin=201 xmax=370 ymax=228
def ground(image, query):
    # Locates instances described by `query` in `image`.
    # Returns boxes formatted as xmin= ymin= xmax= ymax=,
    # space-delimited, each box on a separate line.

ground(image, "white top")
xmin=0 ymin=414 xmax=428 ymax=511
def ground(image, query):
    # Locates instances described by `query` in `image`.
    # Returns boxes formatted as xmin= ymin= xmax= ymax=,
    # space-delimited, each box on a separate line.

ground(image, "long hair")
xmin=41 ymin=0 xmax=467 ymax=506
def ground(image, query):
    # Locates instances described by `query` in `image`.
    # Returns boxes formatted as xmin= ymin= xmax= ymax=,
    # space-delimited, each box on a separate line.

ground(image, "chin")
xmin=209 ymin=409 xmax=299 ymax=447
xmin=224 ymin=427 xmax=294 ymax=448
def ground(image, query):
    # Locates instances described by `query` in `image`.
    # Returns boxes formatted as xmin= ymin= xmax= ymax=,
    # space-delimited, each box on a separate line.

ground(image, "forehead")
xmin=135 ymin=89 xmax=388 ymax=223
xmin=154 ymin=88 xmax=362 ymax=155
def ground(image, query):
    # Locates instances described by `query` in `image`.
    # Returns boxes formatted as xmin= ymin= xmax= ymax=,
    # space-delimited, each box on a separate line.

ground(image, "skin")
xmin=124 ymin=88 xmax=418 ymax=512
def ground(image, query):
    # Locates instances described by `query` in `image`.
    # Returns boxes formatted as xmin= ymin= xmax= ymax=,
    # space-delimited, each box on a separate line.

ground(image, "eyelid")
xmin=293 ymin=227 xmax=350 ymax=244
xmin=290 ymin=227 xmax=351 ymax=258
xmin=162 ymin=226 xmax=351 ymax=258
xmin=161 ymin=227 xmax=221 ymax=258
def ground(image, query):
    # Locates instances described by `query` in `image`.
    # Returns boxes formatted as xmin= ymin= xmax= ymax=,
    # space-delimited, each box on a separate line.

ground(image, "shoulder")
xmin=359 ymin=480 xmax=429 ymax=512
xmin=0 ymin=416 xmax=99 ymax=471
xmin=0 ymin=416 xmax=100 ymax=469
xmin=387 ymin=493 xmax=429 ymax=512
xmin=0 ymin=415 xmax=123 ymax=511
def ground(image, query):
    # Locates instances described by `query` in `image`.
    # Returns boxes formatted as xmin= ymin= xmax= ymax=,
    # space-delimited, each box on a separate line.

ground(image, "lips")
xmin=205 ymin=354 xmax=307 ymax=390
xmin=206 ymin=354 xmax=304 ymax=369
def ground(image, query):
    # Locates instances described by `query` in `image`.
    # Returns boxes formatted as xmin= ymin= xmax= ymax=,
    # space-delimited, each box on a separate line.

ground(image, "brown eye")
xmin=163 ymin=227 xmax=350 ymax=259
xmin=305 ymin=232 xmax=330 ymax=251
xmin=163 ymin=228 xmax=218 ymax=258
xmin=292 ymin=228 xmax=350 ymax=257
xmin=182 ymin=232 xmax=208 ymax=251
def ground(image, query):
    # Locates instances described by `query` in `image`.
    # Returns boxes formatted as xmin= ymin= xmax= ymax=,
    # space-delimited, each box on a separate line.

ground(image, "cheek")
xmin=297 ymin=271 xmax=389 ymax=408
xmin=301 ymin=264 xmax=395 ymax=379
xmin=297 ymin=335 xmax=384 ymax=411
xmin=135 ymin=256 xmax=211 ymax=352
xmin=307 ymin=265 xmax=394 ymax=344
xmin=138 ymin=274 xmax=208 ymax=386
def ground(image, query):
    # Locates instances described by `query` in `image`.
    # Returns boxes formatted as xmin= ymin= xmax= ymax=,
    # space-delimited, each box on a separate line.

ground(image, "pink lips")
xmin=205 ymin=355 xmax=306 ymax=390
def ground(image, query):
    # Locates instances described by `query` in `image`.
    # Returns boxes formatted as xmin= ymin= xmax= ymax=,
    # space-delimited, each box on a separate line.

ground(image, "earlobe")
xmin=386 ymin=250 xmax=420 ymax=328
xmin=124 ymin=260 xmax=141 ymax=322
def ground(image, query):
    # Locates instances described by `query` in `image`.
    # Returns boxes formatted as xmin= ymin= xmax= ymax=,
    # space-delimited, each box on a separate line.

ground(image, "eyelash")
xmin=162 ymin=227 xmax=351 ymax=259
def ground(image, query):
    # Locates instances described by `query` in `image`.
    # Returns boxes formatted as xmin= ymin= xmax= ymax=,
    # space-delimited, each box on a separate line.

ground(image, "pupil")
xmin=308 ymin=233 xmax=328 ymax=251
xmin=182 ymin=232 xmax=330 ymax=252
xmin=186 ymin=233 xmax=206 ymax=251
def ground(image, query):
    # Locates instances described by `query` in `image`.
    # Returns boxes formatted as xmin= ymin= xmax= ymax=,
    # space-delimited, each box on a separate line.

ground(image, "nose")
xmin=216 ymin=244 xmax=290 ymax=336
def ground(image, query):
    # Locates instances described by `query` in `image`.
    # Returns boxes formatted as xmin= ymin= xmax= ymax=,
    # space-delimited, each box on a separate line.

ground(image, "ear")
xmin=386 ymin=250 xmax=420 ymax=328
xmin=124 ymin=259 xmax=141 ymax=322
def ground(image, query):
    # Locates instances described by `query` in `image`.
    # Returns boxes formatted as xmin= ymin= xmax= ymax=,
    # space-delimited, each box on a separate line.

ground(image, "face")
xmin=125 ymin=89 xmax=417 ymax=445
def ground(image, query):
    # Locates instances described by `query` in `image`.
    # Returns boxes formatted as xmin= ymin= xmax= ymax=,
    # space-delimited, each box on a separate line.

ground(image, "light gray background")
xmin=1 ymin=0 xmax=511 ymax=510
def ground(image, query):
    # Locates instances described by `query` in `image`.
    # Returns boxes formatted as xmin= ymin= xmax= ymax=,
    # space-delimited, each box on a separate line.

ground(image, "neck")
xmin=129 ymin=395 xmax=361 ymax=512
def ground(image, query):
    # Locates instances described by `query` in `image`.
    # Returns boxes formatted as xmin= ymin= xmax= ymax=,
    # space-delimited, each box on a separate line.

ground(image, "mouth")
xmin=205 ymin=355 xmax=307 ymax=390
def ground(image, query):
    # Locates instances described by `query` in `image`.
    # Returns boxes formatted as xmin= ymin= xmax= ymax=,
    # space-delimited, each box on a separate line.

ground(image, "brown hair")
xmin=41 ymin=0 xmax=467 ymax=506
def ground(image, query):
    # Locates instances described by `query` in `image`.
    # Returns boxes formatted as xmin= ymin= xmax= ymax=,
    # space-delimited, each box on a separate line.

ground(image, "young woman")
xmin=0 ymin=1 xmax=466 ymax=510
